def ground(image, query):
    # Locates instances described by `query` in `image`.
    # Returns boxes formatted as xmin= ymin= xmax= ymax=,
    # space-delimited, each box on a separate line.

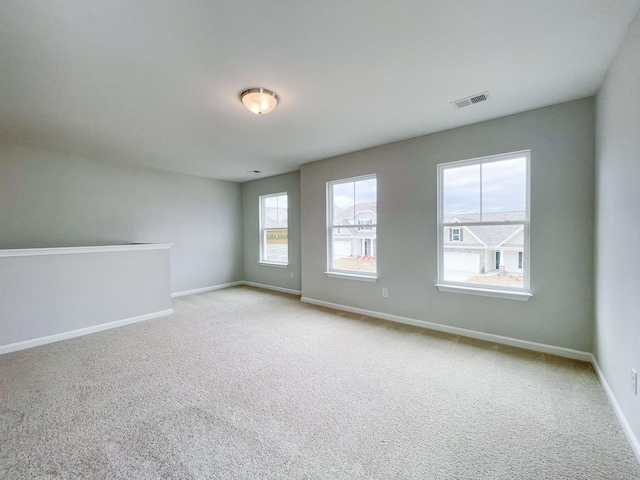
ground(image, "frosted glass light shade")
xmin=240 ymin=88 xmax=278 ymax=115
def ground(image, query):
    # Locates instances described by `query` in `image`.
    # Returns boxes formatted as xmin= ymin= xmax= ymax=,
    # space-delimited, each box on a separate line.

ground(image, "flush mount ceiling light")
xmin=239 ymin=87 xmax=278 ymax=115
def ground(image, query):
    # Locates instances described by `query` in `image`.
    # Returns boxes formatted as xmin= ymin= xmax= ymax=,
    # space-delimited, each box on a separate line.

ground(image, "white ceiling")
xmin=1 ymin=1 xmax=638 ymax=182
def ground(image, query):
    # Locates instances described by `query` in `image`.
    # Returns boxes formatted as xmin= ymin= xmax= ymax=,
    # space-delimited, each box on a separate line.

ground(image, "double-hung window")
xmin=437 ymin=151 xmax=531 ymax=300
xmin=327 ymin=174 xmax=377 ymax=280
xmin=259 ymin=193 xmax=288 ymax=265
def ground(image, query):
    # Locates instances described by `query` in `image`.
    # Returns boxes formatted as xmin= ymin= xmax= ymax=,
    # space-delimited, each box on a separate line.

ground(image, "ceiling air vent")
xmin=451 ymin=91 xmax=491 ymax=109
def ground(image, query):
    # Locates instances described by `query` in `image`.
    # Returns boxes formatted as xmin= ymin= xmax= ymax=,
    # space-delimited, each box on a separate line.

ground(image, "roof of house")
xmin=446 ymin=212 xmax=524 ymax=248
xmin=334 ymin=202 xmax=377 ymax=224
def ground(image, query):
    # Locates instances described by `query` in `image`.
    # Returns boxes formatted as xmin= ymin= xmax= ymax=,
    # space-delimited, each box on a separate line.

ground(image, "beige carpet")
xmin=1 ymin=285 xmax=638 ymax=479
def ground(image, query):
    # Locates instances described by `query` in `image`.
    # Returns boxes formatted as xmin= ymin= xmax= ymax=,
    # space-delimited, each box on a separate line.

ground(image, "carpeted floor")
xmin=1 ymin=285 xmax=639 ymax=479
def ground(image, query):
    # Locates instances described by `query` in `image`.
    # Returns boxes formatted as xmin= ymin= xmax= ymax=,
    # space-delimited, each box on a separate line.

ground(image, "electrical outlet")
xmin=290 ymin=272 xmax=294 ymax=278
xmin=382 ymin=288 xmax=388 ymax=298
xmin=632 ymin=369 xmax=638 ymax=396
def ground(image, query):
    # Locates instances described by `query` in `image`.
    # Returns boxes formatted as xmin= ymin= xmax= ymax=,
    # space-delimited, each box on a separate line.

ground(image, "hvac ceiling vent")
xmin=451 ymin=91 xmax=491 ymax=109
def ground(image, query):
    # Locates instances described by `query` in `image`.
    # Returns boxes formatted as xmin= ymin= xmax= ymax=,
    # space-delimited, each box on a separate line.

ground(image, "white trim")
xmin=435 ymin=283 xmax=532 ymax=301
xmin=172 ymin=281 xmax=244 ymax=298
xmin=590 ymin=354 xmax=640 ymax=464
xmin=300 ymin=297 xmax=588 ymax=361
xmin=258 ymin=262 xmax=288 ymax=268
xmin=242 ymin=281 xmax=301 ymax=295
xmin=0 ymin=309 xmax=173 ymax=355
xmin=325 ymin=272 xmax=378 ymax=282
xmin=0 ymin=244 xmax=172 ymax=257
xmin=172 ymin=281 xmax=301 ymax=297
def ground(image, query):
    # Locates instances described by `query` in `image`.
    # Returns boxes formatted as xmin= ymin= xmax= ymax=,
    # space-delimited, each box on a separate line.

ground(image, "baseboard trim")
xmin=172 ymin=282 xmax=244 ymax=298
xmin=300 ymin=296 xmax=592 ymax=362
xmin=242 ymin=281 xmax=302 ymax=296
xmin=590 ymin=354 xmax=640 ymax=464
xmin=0 ymin=309 xmax=174 ymax=355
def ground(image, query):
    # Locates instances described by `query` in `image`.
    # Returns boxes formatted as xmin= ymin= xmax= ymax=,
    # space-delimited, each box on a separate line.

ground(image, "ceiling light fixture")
xmin=239 ymin=87 xmax=278 ymax=115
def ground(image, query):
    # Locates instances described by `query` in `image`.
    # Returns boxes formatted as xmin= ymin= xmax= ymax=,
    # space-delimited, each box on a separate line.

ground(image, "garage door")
xmin=444 ymin=252 xmax=480 ymax=273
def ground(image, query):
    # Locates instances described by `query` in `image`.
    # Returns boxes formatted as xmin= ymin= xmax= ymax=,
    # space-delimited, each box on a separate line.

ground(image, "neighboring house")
xmin=444 ymin=211 xmax=524 ymax=275
xmin=333 ymin=202 xmax=377 ymax=258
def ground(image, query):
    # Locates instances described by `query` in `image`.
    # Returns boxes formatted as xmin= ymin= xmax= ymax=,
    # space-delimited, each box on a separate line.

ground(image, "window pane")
xmin=331 ymin=226 xmax=376 ymax=273
xmin=263 ymin=229 xmax=288 ymax=263
xmin=263 ymin=196 xmax=279 ymax=228
xmin=355 ymin=178 xmax=377 ymax=205
xmin=442 ymin=225 xmax=525 ymax=288
xmin=264 ymin=196 xmax=278 ymax=210
xmin=332 ymin=182 xmax=354 ymax=222
xmin=276 ymin=194 xmax=288 ymax=228
xmin=443 ymin=164 xmax=480 ymax=219
xmin=260 ymin=193 xmax=288 ymax=264
xmin=481 ymin=157 xmax=526 ymax=220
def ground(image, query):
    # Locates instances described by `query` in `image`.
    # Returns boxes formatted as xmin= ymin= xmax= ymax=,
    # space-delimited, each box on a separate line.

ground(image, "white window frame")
xmin=451 ymin=227 xmax=461 ymax=242
xmin=436 ymin=150 xmax=532 ymax=301
xmin=326 ymin=174 xmax=377 ymax=282
xmin=259 ymin=192 xmax=288 ymax=267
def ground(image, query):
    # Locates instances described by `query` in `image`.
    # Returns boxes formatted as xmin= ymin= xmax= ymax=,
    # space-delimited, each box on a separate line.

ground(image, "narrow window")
xmin=437 ymin=151 xmax=530 ymax=297
xmin=260 ymin=193 xmax=288 ymax=265
xmin=327 ymin=174 xmax=377 ymax=278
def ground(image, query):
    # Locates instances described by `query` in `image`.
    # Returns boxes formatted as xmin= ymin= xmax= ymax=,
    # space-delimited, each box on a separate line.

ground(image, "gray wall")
xmin=0 ymin=144 xmax=243 ymax=294
xmin=301 ymin=98 xmax=595 ymax=352
xmin=242 ymin=171 xmax=301 ymax=292
xmin=595 ymin=10 xmax=640 ymax=449
xmin=1 ymin=247 xmax=171 ymax=348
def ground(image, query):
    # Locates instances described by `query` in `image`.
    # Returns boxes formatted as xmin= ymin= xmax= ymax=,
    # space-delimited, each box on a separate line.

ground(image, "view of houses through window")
xmin=439 ymin=151 xmax=529 ymax=291
xmin=260 ymin=193 xmax=288 ymax=265
xmin=328 ymin=175 xmax=377 ymax=275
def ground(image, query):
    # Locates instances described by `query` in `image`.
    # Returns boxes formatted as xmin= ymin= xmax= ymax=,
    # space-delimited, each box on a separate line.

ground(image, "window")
xmin=450 ymin=227 xmax=462 ymax=242
xmin=357 ymin=219 xmax=372 ymax=231
xmin=437 ymin=151 xmax=531 ymax=300
xmin=327 ymin=174 xmax=377 ymax=279
xmin=260 ymin=193 xmax=288 ymax=265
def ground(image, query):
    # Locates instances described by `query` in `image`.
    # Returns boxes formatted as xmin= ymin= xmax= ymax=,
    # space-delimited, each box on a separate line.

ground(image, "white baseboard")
xmin=590 ymin=354 xmax=640 ymax=464
xmin=242 ymin=281 xmax=301 ymax=296
xmin=300 ymin=296 xmax=592 ymax=362
xmin=0 ymin=309 xmax=173 ymax=355
xmin=172 ymin=281 xmax=244 ymax=298
xmin=173 ymin=281 xmax=301 ymax=298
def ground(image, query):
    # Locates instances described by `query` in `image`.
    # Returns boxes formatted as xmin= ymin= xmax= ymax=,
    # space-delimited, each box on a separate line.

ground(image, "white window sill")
xmin=258 ymin=262 xmax=288 ymax=268
xmin=325 ymin=272 xmax=378 ymax=282
xmin=435 ymin=284 xmax=532 ymax=301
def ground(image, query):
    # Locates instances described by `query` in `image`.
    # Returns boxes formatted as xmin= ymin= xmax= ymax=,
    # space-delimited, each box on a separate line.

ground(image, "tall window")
xmin=327 ymin=174 xmax=377 ymax=277
xmin=437 ymin=151 xmax=530 ymax=297
xmin=260 ymin=193 xmax=288 ymax=265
